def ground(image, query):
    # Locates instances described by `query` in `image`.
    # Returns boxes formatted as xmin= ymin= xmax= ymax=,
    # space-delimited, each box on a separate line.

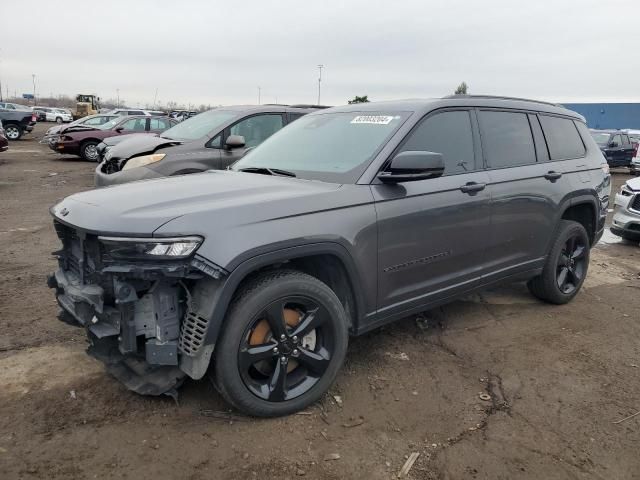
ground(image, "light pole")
xmin=32 ymin=74 xmax=36 ymax=105
xmin=317 ymin=64 xmax=324 ymax=105
xmin=116 ymin=89 xmax=120 ymax=108
xmin=257 ymin=86 xmax=261 ymax=105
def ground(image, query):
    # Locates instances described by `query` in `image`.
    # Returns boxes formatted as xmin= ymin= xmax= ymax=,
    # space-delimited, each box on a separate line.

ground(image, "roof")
xmin=323 ymin=96 xmax=585 ymax=121
xmin=212 ymin=105 xmax=327 ymax=113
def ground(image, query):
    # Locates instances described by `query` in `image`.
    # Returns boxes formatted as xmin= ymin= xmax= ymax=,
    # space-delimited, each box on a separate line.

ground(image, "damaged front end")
xmin=48 ymin=220 xmax=227 ymax=396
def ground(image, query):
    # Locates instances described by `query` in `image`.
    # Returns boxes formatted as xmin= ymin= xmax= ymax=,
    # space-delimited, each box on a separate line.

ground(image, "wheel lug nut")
xmin=280 ymin=356 xmax=287 ymax=364
xmin=292 ymin=336 xmax=298 ymax=343
xmin=293 ymin=349 xmax=299 ymax=356
xmin=280 ymin=334 xmax=286 ymax=341
xmin=273 ymin=347 xmax=279 ymax=354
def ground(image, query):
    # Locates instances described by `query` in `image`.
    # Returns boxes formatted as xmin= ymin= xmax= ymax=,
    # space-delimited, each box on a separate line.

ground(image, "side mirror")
xmin=609 ymin=141 xmax=618 ymax=148
xmin=225 ymin=135 xmax=245 ymax=149
xmin=377 ymin=151 xmax=445 ymax=183
xmin=114 ymin=126 xmax=124 ymax=133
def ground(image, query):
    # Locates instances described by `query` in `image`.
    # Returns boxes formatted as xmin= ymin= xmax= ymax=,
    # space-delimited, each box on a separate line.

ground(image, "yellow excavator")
xmin=74 ymin=94 xmax=101 ymax=119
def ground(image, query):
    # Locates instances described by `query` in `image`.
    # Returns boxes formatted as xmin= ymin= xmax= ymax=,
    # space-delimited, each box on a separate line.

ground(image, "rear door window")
xmin=478 ymin=110 xmax=536 ymax=168
xmin=120 ymin=118 xmax=147 ymax=131
xmin=399 ymin=110 xmax=476 ymax=175
xmin=539 ymin=115 xmax=586 ymax=160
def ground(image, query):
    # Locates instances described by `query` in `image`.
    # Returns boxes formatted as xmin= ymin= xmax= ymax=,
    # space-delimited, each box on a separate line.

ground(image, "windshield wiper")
xmin=238 ymin=167 xmax=296 ymax=178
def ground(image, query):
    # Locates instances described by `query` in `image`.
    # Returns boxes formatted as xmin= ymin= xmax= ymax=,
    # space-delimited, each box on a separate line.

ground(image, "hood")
xmin=50 ymin=170 xmax=346 ymax=236
xmin=624 ymin=176 xmax=640 ymax=191
xmin=103 ymin=134 xmax=183 ymax=161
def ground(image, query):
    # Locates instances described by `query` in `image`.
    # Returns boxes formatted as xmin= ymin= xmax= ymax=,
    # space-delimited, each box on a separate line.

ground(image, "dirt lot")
xmin=1 ymin=123 xmax=639 ymax=480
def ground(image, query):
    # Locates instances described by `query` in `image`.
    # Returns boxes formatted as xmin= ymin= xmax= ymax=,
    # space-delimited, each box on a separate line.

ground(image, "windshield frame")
xmin=231 ymin=110 xmax=412 ymax=184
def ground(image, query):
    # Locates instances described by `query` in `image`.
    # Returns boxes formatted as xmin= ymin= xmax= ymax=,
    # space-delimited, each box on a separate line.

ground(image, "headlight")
xmin=98 ymin=236 xmax=202 ymax=260
xmin=122 ymin=153 xmax=166 ymax=171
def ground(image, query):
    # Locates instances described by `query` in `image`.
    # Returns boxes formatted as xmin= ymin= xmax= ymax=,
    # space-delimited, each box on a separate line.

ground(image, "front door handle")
xmin=460 ymin=182 xmax=486 ymax=194
xmin=544 ymin=171 xmax=562 ymax=182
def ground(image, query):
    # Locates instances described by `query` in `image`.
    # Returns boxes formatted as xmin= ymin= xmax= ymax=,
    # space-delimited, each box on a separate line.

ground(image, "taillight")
xmin=32 ymin=113 xmax=37 ymax=122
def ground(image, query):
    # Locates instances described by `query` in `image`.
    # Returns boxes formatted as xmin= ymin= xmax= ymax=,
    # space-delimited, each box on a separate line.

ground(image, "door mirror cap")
xmin=114 ymin=126 xmax=124 ymax=133
xmin=377 ymin=151 xmax=445 ymax=183
xmin=225 ymin=135 xmax=245 ymax=149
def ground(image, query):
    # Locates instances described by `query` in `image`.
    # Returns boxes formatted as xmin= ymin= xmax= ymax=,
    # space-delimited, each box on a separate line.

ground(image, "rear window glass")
xmin=478 ymin=111 xmax=536 ymax=168
xmin=539 ymin=115 xmax=585 ymax=160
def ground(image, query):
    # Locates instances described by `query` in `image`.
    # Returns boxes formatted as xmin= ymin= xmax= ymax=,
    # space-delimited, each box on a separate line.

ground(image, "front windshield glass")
xmin=161 ymin=110 xmax=237 ymax=141
xmin=232 ymin=112 xmax=408 ymax=183
xmin=591 ymin=132 xmax=611 ymax=145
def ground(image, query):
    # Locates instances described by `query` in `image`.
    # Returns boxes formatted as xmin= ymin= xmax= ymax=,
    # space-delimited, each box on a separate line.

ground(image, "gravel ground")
xmin=0 ymin=123 xmax=639 ymax=480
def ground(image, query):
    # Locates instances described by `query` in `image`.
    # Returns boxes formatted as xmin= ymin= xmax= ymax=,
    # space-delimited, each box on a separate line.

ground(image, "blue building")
xmin=562 ymin=103 xmax=640 ymax=130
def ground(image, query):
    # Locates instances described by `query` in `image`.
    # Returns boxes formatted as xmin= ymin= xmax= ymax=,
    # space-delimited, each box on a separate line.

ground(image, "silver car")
xmin=612 ymin=176 xmax=640 ymax=241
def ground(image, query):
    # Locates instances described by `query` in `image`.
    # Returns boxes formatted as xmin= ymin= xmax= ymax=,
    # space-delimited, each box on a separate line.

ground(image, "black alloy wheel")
xmin=556 ymin=234 xmax=587 ymax=294
xmin=214 ymin=270 xmax=348 ymax=417
xmin=238 ymin=296 xmax=333 ymax=402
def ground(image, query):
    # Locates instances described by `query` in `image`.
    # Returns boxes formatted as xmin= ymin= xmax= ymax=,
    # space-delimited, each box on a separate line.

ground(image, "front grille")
xmin=53 ymin=221 xmax=99 ymax=283
xmin=179 ymin=311 xmax=209 ymax=356
xmin=631 ymin=195 xmax=640 ymax=212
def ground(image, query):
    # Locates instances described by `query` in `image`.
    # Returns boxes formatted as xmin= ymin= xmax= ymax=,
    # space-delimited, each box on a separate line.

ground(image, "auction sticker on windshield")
xmin=351 ymin=115 xmax=395 ymax=125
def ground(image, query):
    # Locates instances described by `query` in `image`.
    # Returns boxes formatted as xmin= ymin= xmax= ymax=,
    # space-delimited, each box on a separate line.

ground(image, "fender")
xmin=551 ymin=191 xmax=600 ymax=251
xmin=202 ymin=241 xmax=367 ymax=347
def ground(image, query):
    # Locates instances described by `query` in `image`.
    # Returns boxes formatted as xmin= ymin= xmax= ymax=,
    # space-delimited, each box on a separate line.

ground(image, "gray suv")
xmin=48 ymin=96 xmax=610 ymax=417
xmin=94 ymin=105 xmax=321 ymax=186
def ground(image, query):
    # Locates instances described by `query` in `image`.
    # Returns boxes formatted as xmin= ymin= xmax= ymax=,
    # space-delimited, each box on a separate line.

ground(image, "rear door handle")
xmin=544 ymin=171 xmax=562 ymax=182
xmin=460 ymin=182 xmax=486 ymax=194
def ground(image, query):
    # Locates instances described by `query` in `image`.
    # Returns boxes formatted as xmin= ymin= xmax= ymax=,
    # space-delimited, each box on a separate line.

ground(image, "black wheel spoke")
xmin=290 ymin=307 xmax=323 ymax=339
xmin=268 ymin=359 xmax=288 ymax=401
xmin=568 ymin=267 xmax=582 ymax=283
xmin=559 ymin=251 xmax=570 ymax=264
xmin=572 ymin=244 xmax=586 ymax=260
xmin=565 ymin=236 xmax=576 ymax=256
xmin=239 ymin=342 xmax=277 ymax=371
xmin=263 ymin=301 xmax=287 ymax=339
xmin=557 ymin=267 xmax=569 ymax=289
xmin=296 ymin=346 xmax=330 ymax=376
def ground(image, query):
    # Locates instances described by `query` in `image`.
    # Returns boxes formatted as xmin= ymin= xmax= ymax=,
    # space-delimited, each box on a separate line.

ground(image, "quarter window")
xmin=479 ymin=110 xmax=536 ymax=168
xmin=399 ymin=110 xmax=475 ymax=175
xmin=229 ymin=114 xmax=284 ymax=148
xmin=539 ymin=115 xmax=586 ymax=160
xmin=150 ymin=118 xmax=171 ymax=130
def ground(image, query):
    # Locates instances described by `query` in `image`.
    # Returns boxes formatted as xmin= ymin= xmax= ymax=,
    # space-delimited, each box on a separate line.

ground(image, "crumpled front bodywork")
xmin=48 ymin=219 xmax=227 ymax=395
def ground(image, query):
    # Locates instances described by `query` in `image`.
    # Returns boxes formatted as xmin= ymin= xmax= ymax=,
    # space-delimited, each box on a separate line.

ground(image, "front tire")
xmin=527 ymin=220 xmax=590 ymax=304
xmin=55 ymin=117 xmax=63 ymax=124
xmin=4 ymin=124 xmax=22 ymax=140
xmin=214 ymin=270 xmax=349 ymax=417
xmin=80 ymin=140 xmax=100 ymax=161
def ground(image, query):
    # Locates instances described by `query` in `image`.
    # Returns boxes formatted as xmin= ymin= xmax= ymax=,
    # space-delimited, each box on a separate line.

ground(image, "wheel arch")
xmin=202 ymin=242 xmax=365 ymax=348
xmin=561 ymin=196 xmax=598 ymax=245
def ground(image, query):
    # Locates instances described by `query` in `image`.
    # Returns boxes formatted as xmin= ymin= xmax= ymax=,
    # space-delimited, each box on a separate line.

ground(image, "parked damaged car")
xmin=611 ymin=176 xmax=640 ymax=241
xmin=94 ymin=105 xmax=321 ymax=186
xmin=0 ymin=124 xmax=9 ymax=152
xmin=41 ymin=114 xmax=119 ymax=145
xmin=50 ymin=115 xmax=177 ymax=161
xmin=590 ymin=129 xmax=636 ymax=168
xmin=48 ymin=96 xmax=610 ymax=417
xmin=0 ymin=109 xmax=37 ymax=140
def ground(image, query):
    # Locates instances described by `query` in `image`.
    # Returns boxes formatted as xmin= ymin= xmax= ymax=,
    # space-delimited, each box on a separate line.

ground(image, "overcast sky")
xmin=1 ymin=0 xmax=638 ymax=108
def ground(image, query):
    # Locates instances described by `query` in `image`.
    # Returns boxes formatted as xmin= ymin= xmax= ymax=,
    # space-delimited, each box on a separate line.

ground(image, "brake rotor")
xmin=249 ymin=307 xmax=316 ymax=374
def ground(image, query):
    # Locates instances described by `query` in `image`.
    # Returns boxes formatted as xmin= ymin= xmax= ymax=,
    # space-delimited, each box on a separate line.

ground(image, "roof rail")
xmin=444 ymin=94 xmax=561 ymax=107
xmin=290 ymin=104 xmax=332 ymax=109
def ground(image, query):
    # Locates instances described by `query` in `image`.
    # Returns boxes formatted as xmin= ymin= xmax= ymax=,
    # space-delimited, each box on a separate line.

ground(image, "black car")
xmin=49 ymin=96 xmax=610 ymax=417
xmin=94 ymin=105 xmax=322 ymax=186
xmin=590 ymin=129 xmax=636 ymax=167
xmin=0 ymin=109 xmax=37 ymax=140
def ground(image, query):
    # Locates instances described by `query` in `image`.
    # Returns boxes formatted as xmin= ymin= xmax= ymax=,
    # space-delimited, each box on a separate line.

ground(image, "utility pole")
xmin=257 ymin=86 xmax=261 ymax=105
xmin=153 ymin=88 xmax=158 ymax=108
xmin=32 ymin=74 xmax=36 ymax=105
xmin=116 ymin=89 xmax=120 ymax=108
xmin=317 ymin=64 xmax=324 ymax=105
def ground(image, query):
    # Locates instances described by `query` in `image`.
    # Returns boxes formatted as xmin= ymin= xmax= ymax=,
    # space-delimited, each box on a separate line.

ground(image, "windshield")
xmin=232 ymin=112 xmax=408 ymax=183
xmin=161 ymin=110 xmax=237 ymax=141
xmin=591 ymin=132 xmax=611 ymax=145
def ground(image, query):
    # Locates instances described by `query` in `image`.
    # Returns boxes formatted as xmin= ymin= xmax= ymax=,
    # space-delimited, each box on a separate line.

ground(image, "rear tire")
xmin=80 ymin=140 xmax=100 ymax=161
xmin=527 ymin=220 xmax=590 ymax=304
xmin=4 ymin=124 xmax=22 ymax=141
xmin=214 ymin=270 xmax=349 ymax=417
